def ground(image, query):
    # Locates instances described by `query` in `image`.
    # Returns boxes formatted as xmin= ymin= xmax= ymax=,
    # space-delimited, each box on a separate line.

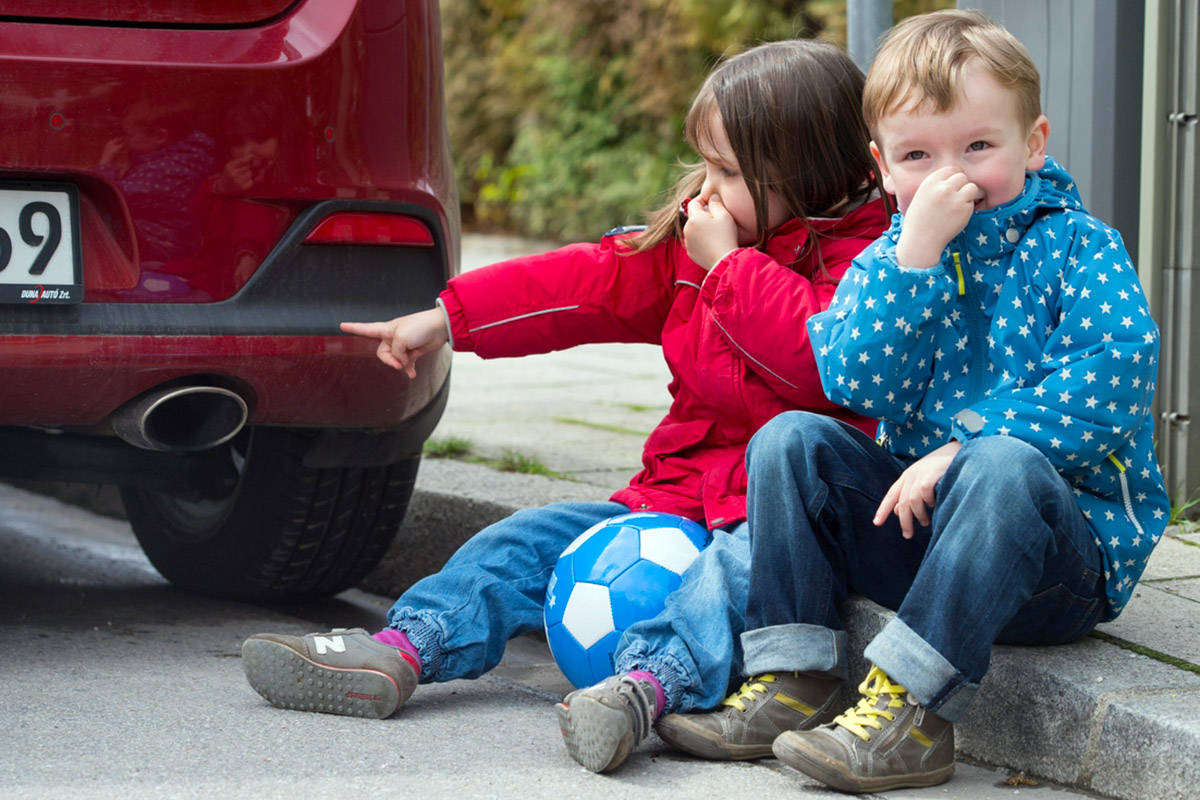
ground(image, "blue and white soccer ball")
xmin=543 ymin=511 xmax=712 ymax=689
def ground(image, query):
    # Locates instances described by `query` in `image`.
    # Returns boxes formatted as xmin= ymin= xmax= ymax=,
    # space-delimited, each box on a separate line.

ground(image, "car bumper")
xmin=0 ymin=200 xmax=452 ymax=429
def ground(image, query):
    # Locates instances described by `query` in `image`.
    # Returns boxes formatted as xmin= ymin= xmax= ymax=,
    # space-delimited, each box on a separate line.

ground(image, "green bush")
xmin=442 ymin=0 xmax=951 ymax=243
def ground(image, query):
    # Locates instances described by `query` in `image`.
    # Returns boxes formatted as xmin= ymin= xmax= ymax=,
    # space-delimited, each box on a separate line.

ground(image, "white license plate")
xmin=0 ymin=184 xmax=82 ymax=304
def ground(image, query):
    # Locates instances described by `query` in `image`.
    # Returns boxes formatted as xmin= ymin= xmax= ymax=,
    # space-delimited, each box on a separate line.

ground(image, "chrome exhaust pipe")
xmin=111 ymin=386 xmax=248 ymax=452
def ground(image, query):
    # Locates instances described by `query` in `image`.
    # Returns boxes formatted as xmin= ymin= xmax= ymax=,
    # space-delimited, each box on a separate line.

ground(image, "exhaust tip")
xmin=113 ymin=386 xmax=249 ymax=452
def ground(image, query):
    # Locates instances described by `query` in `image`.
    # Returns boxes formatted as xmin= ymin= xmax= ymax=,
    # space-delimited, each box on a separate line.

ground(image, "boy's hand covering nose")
xmin=895 ymin=166 xmax=978 ymax=269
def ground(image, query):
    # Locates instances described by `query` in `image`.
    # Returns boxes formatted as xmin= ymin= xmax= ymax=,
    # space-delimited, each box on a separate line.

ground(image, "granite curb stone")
xmin=364 ymin=456 xmax=1200 ymax=800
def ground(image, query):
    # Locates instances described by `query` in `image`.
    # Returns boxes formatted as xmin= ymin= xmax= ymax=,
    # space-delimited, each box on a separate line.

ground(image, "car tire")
xmin=120 ymin=425 xmax=419 ymax=601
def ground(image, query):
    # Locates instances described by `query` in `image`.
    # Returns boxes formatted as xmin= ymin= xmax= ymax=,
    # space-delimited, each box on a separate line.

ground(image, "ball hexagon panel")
xmin=607 ymin=558 xmax=684 ymax=630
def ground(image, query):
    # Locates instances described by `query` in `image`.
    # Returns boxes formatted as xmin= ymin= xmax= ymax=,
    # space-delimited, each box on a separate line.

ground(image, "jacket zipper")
xmin=952 ymin=250 xmax=988 ymax=404
xmin=1108 ymin=453 xmax=1146 ymax=538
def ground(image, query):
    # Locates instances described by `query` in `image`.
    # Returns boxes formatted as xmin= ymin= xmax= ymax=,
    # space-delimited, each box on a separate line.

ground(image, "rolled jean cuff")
xmin=389 ymin=611 xmax=445 ymax=684
xmin=864 ymin=617 xmax=979 ymax=722
xmin=615 ymin=652 xmax=686 ymax=715
xmin=740 ymin=624 xmax=848 ymax=681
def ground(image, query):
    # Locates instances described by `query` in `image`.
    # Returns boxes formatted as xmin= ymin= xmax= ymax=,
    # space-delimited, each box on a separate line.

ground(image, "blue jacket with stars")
xmin=807 ymin=157 xmax=1168 ymax=621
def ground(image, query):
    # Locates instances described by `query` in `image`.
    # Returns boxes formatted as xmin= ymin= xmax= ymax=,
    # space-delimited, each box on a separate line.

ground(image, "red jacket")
xmin=439 ymin=199 xmax=886 ymax=528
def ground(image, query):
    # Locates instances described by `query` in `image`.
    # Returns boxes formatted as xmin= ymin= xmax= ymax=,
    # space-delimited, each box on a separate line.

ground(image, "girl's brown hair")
xmin=628 ymin=38 xmax=877 ymax=261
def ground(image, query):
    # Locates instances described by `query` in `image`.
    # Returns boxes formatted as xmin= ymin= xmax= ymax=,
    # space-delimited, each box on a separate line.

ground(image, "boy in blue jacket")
xmin=652 ymin=10 xmax=1169 ymax=793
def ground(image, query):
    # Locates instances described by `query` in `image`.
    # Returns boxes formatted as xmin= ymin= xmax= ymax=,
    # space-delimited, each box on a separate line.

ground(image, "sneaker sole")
xmin=772 ymin=732 xmax=955 ymax=793
xmin=654 ymin=716 xmax=773 ymax=760
xmin=556 ymin=696 xmax=633 ymax=773
xmin=242 ymin=638 xmax=400 ymax=719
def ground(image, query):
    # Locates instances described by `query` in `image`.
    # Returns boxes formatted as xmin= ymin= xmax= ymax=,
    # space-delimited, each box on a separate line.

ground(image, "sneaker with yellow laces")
xmin=771 ymin=665 xmax=955 ymax=793
xmin=654 ymin=671 xmax=841 ymax=760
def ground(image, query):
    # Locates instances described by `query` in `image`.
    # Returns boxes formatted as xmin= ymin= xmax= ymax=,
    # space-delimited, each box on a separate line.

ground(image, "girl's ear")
xmin=1025 ymin=115 xmax=1050 ymax=171
xmin=870 ymin=141 xmax=896 ymax=196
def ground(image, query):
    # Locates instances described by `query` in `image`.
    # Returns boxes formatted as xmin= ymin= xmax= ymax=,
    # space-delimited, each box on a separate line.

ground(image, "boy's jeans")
xmin=388 ymin=500 xmax=750 ymax=714
xmin=740 ymin=411 xmax=1106 ymax=722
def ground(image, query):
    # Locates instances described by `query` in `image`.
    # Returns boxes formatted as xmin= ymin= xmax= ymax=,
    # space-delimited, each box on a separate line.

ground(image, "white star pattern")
xmin=807 ymin=157 xmax=1167 ymax=621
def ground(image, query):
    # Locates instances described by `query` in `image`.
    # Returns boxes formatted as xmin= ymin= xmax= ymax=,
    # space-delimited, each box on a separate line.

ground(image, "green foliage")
xmin=441 ymin=0 xmax=952 ymax=243
xmin=495 ymin=448 xmax=562 ymax=478
xmin=422 ymin=435 xmax=567 ymax=478
xmin=1169 ymin=487 xmax=1200 ymax=526
xmin=423 ymin=435 xmax=473 ymax=459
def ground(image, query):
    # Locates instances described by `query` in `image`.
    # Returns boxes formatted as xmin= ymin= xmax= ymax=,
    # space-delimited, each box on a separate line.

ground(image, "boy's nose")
xmin=939 ymin=157 xmax=969 ymax=174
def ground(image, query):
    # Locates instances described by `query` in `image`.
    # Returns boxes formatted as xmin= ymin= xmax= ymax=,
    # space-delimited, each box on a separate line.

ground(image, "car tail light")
xmin=303 ymin=212 xmax=434 ymax=247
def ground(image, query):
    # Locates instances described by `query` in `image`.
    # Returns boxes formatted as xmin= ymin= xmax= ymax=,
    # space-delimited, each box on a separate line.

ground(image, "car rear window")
xmin=0 ymin=0 xmax=298 ymax=26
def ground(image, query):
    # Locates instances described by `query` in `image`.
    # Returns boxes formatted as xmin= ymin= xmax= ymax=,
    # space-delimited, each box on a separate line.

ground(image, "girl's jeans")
xmin=388 ymin=500 xmax=750 ymax=714
xmin=741 ymin=411 xmax=1106 ymax=722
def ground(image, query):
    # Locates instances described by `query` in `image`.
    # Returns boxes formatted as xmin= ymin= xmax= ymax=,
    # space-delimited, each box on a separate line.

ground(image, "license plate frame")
xmin=0 ymin=182 xmax=83 ymax=304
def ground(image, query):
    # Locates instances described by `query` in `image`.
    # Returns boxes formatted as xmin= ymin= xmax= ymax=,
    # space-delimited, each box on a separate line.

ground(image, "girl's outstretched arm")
xmin=340 ymin=307 xmax=449 ymax=378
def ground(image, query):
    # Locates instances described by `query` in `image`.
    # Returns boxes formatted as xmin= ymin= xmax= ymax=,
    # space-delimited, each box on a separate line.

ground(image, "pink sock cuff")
xmin=374 ymin=628 xmax=421 ymax=674
xmin=626 ymin=669 xmax=665 ymax=717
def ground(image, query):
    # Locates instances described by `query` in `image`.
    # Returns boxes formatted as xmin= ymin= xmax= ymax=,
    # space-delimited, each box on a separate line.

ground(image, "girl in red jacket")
xmin=242 ymin=38 xmax=887 ymax=772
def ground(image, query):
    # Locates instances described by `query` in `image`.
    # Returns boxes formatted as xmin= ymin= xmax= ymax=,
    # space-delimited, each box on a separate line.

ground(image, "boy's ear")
xmin=870 ymin=140 xmax=896 ymax=196
xmin=1025 ymin=115 xmax=1050 ymax=171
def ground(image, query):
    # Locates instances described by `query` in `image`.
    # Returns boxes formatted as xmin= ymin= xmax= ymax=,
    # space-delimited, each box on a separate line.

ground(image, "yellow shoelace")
xmin=833 ymin=665 xmax=908 ymax=741
xmin=721 ymin=674 xmax=777 ymax=712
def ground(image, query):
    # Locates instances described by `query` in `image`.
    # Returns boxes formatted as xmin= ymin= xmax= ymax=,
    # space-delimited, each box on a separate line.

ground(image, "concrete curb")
xmin=365 ymin=457 xmax=1200 ymax=800
xmin=844 ymin=597 xmax=1200 ymax=800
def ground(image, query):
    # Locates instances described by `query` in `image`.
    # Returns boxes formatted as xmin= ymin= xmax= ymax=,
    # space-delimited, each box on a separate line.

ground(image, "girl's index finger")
xmin=340 ymin=321 xmax=384 ymax=338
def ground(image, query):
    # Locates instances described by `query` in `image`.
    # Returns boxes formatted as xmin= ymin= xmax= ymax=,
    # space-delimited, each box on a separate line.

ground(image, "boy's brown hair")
xmin=863 ymin=9 xmax=1041 ymax=137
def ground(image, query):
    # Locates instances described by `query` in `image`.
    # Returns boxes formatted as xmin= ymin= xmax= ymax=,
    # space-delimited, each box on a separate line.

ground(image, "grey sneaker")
xmin=772 ymin=666 xmax=955 ymax=793
xmin=242 ymin=627 xmax=417 ymax=719
xmin=655 ymin=671 xmax=841 ymax=760
xmin=555 ymin=674 xmax=659 ymax=773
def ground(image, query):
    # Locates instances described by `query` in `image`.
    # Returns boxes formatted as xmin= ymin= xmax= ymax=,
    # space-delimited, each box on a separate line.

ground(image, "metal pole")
xmin=846 ymin=0 xmax=894 ymax=72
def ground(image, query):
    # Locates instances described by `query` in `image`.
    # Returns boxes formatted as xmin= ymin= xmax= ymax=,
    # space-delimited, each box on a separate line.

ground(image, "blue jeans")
xmin=388 ymin=500 xmax=749 ymax=714
xmin=740 ymin=412 xmax=1105 ymax=722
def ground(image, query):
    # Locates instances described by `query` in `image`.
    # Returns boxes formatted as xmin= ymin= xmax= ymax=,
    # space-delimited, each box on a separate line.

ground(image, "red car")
xmin=0 ymin=0 xmax=459 ymax=599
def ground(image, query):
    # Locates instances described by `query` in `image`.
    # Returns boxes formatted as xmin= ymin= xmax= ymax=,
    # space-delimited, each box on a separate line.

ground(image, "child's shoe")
xmin=655 ymin=671 xmax=841 ymax=760
xmin=242 ymin=627 xmax=418 ymax=719
xmin=555 ymin=673 xmax=660 ymax=773
xmin=771 ymin=665 xmax=955 ymax=793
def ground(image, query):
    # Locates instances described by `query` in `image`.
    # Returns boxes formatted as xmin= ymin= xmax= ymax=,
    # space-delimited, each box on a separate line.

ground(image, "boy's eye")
xmin=903 ymin=150 xmax=926 ymax=161
xmin=968 ymin=141 xmax=989 ymax=152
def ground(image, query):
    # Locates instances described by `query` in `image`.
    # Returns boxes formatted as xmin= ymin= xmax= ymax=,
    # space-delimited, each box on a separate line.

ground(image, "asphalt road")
xmin=0 ymin=448 xmax=1094 ymax=800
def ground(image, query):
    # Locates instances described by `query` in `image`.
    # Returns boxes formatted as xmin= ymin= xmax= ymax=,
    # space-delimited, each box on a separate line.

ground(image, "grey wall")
xmin=964 ymin=0 xmax=1145 ymax=255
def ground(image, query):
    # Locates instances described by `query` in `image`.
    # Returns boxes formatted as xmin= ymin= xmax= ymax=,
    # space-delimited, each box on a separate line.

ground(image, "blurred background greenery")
xmin=442 ymin=0 xmax=953 ymax=243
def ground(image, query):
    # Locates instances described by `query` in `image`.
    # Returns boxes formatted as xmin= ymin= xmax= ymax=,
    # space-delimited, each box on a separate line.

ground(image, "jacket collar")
xmin=766 ymin=195 xmax=889 ymax=266
xmin=885 ymin=156 xmax=1084 ymax=262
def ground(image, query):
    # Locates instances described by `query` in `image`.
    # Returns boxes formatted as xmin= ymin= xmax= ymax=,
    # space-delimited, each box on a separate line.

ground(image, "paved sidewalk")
xmin=363 ymin=234 xmax=1200 ymax=800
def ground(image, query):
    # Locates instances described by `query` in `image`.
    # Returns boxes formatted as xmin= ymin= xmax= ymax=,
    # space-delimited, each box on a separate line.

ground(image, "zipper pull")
xmin=953 ymin=252 xmax=965 ymax=296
